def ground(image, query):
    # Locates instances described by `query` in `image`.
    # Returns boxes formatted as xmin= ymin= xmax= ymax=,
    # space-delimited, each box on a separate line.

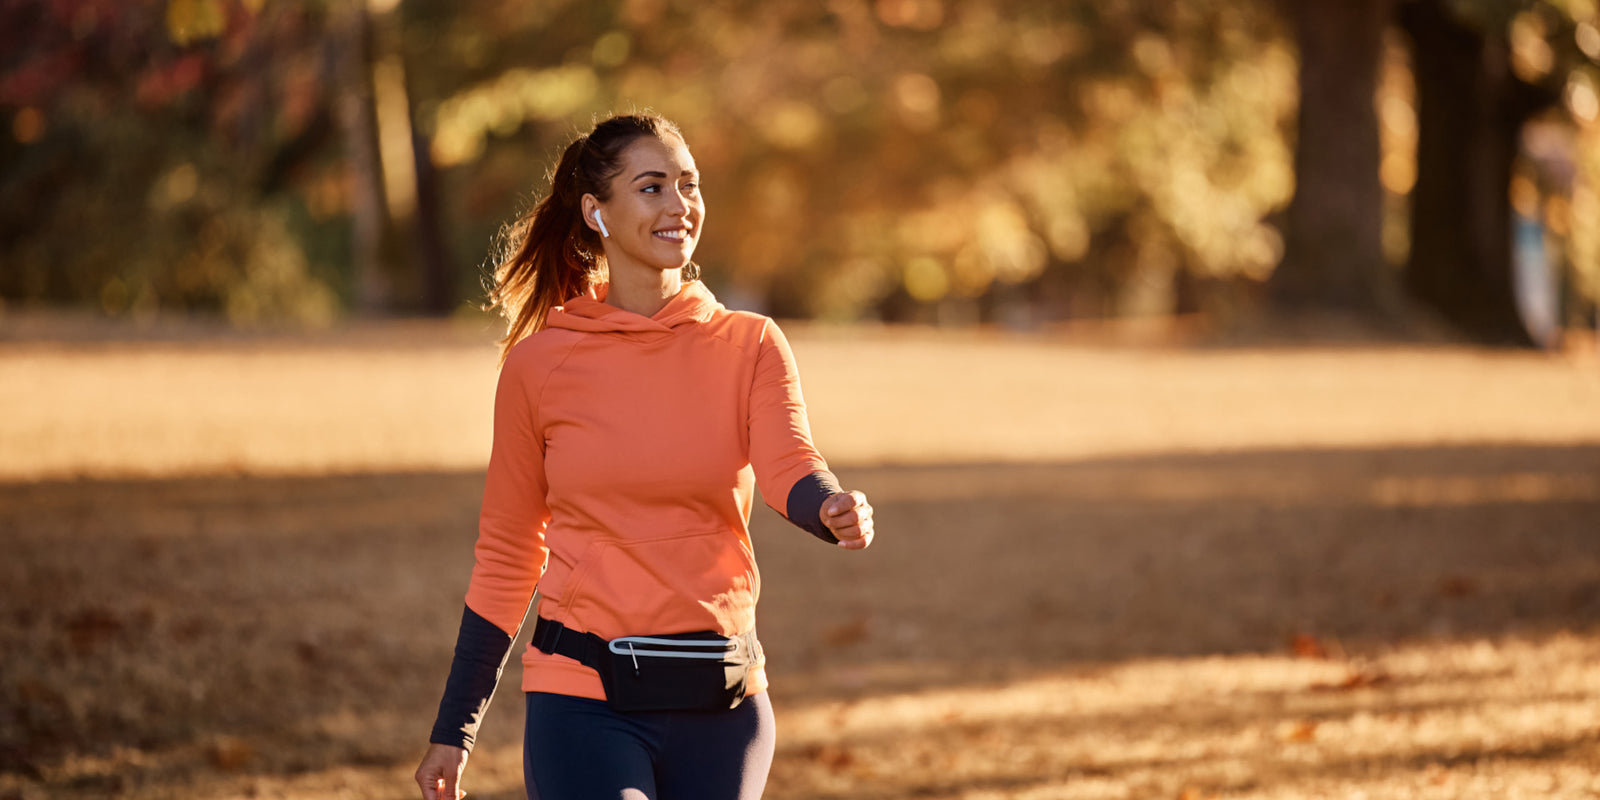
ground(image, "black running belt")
xmin=532 ymin=617 xmax=753 ymax=667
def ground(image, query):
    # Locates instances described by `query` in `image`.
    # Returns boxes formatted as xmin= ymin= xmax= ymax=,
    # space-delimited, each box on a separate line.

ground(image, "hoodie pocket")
xmin=559 ymin=529 xmax=760 ymax=638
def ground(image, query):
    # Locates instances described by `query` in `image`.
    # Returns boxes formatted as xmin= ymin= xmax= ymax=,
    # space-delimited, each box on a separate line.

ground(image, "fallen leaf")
xmin=1282 ymin=720 xmax=1318 ymax=742
xmin=209 ymin=735 xmax=255 ymax=771
xmin=168 ymin=616 xmax=211 ymax=644
xmin=820 ymin=617 xmax=870 ymax=648
xmin=1289 ymin=633 xmax=1327 ymax=659
xmin=15 ymin=678 xmax=66 ymax=711
xmin=1312 ymin=668 xmax=1391 ymax=691
xmin=66 ymin=607 xmax=123 ymax=654
xmin=801 ymin=743 xmax=854 ymax=772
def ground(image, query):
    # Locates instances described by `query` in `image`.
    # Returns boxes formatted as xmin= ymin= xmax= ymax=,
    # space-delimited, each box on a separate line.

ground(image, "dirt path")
xmin=1 ymin=322 xmax=1597 ymax=799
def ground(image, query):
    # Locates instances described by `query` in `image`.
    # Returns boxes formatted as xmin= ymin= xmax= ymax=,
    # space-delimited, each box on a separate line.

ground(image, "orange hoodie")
xmin=453 ymin=279 xmax=838 ymax=712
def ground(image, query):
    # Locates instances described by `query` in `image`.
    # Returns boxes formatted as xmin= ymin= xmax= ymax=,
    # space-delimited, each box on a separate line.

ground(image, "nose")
xmin=665 ymin=188 xmax=690 ymax=217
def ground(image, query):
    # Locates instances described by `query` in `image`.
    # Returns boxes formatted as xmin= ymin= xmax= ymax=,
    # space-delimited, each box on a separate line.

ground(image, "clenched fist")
xmin=821 ymin=490 xmax=875 ymax=550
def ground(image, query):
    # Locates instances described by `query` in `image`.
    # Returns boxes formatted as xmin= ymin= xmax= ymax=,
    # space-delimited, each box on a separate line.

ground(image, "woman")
xmin=414 ymin=113 xmax=875 ymax=800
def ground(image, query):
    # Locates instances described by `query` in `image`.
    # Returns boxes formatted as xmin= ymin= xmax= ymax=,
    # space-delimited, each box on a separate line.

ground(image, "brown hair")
xmin=486 ymin=113 xmax=699 ymax=364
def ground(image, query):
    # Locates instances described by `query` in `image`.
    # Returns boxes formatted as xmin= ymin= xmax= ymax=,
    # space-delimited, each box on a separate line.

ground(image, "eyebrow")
xmin=631 ymin=169 xmax=698 ymax=182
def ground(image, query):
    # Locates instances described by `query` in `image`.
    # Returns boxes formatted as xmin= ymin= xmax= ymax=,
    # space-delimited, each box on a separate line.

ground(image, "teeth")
xmin=656 ymin=230 xmax=688 ymax=240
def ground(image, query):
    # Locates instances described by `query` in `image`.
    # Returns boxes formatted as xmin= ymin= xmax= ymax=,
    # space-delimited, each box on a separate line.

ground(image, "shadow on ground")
xmin=1 ymin=443 xmax=1596 ymax=797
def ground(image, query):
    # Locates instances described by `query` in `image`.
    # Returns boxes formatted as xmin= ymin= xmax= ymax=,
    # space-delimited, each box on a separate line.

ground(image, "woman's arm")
xmin=747 ymin=319 xmax=873 ymax=549
xmin=424 ymin=346 xmax=554 ymax=760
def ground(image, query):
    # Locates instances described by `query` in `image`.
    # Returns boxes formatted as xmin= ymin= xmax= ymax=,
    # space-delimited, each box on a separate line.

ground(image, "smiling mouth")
xmin=654 ymin=229 xmax=691 ymax=242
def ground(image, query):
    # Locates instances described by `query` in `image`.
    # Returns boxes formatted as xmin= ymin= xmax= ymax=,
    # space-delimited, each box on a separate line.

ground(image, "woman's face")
xmin=587 ymin=134 xmax=704 ymax=275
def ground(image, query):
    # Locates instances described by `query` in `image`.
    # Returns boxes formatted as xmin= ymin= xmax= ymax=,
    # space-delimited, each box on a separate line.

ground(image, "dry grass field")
xmin=2 ymin=316 xmax=1599 ymax=800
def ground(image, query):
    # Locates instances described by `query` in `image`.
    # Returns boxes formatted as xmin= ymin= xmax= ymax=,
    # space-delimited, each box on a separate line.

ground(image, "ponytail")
xmin=486 ymin=114 xmax=694 ymax=365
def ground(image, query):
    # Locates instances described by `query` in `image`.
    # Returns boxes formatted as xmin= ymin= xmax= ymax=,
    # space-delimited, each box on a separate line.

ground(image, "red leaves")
xmin=135 ymin=54 xmax=206 ymax=109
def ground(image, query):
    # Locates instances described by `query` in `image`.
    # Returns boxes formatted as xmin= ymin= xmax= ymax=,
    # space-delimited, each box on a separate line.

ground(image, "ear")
xmin=580 ymin=194 xmax=603 ymax=236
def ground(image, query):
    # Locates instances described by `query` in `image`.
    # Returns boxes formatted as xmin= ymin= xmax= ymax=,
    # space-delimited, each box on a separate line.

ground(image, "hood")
xmin=545 ymin=280 xmax=723 ymax=338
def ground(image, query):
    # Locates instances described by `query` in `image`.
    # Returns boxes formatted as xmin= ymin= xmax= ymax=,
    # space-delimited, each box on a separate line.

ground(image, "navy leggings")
xmin=523 ymin=691 xmax=776 ymax=800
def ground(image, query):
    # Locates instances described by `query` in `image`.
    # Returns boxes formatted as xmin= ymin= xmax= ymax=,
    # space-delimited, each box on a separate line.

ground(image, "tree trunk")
xmin=398 ymin=20 xmax=453 ymax=316
xmin=335 ymin=0 xmax=391 ymax=314
xmin=1399 ymin=0 xmax=1548 ymax=345
xmin=1270 ymin=0 xmax=1393 ymax=315
xmin=411 ymin=127 xmax=455 ymax=315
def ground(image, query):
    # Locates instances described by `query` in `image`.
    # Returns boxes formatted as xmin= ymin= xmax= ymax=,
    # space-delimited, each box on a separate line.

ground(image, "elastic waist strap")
xmin=531 ymin=616 xmax=610 ymax=671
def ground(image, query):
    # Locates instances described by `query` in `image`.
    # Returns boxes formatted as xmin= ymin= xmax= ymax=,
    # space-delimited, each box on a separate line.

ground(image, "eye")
xmin=641 ymin=184 xmax=660 ymax=194
xmin=682 ymin=182 xmax=699 ymax=194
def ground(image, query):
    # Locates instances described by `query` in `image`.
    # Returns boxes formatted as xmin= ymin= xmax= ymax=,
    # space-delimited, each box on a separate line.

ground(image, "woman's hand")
xmin=821 ymin=490 xmax=875 ymax=550
xmin=415 ymin=743 xmax=469 ymax=800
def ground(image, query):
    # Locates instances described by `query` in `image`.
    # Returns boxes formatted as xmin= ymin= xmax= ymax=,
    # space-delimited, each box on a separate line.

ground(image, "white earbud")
xmin=594 ymin=210 xmax=610 ymax=239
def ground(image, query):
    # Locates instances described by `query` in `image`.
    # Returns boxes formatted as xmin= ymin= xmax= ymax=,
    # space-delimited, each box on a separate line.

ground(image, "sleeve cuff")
xmin=429 ymin=605 xmax=516 ymax=751
xmin=785 ymin=470 xmax=844 ymax=544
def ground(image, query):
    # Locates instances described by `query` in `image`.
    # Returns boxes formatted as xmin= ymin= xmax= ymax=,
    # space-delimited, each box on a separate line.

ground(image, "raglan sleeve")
xmin=429 ymin=346 xmax=552 ymax=751
xmin=748 ymin=317 xmax=843 ymax=544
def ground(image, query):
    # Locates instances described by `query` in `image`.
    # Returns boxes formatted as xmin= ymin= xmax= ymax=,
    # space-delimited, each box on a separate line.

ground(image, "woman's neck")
xmin=603 ymin=263 xmax=683 ymax=318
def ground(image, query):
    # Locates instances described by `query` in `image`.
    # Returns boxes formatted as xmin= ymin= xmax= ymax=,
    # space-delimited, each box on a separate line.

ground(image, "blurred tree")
xmin=350 ymin=0 xmax=455 ymax=314
xmin=0 ymin=1 xmax=343 ymax=322
xmin=394 ymin=0 xmax=1299 ymax=324
xmin=1270 ymin=0 xmax=1396 ymax=318
xmin=1398 ymin=0 xmax=1582 ymax=345
xmin=335 ymin=0 xmax=392 ymax=313
xmin=0 ymin=0 xmax=454 ymax=321
xmin=0 ymin=0 xmax=1311 ymax=328
xmin=1267 ymin=0 xmax=1596 ymax=344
